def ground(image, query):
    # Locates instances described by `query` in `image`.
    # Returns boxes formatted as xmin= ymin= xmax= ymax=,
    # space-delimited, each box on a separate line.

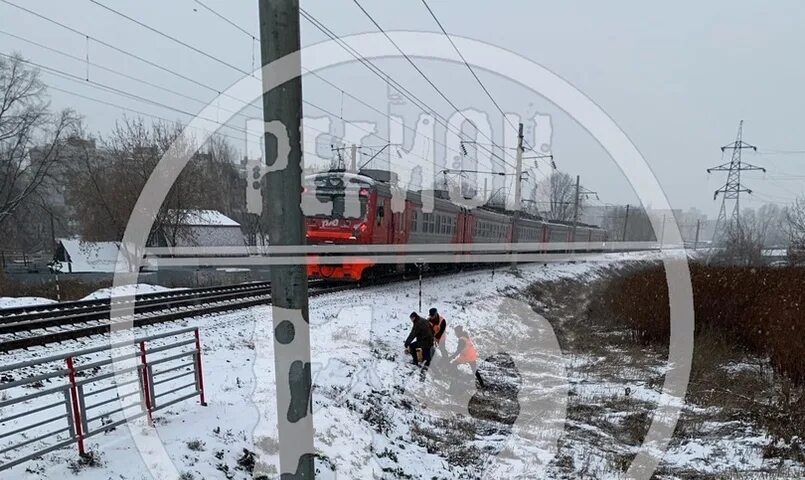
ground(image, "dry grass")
xmin=589 ymin=262 xmax=805 ymax=464
xmin=0 ymin=274 xmax=110 ymax=301
xmin=521 ymin=267 xmax=804 ymax=477
xmin=590 ymin=263 xmax=805 ymax=384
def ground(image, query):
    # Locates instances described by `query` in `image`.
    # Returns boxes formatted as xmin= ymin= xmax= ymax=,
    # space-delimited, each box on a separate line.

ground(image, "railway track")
xmin=0 ymin=280 xmax=349 ymax=352
xmin=0 ymin=250 xmax=643 ymax=352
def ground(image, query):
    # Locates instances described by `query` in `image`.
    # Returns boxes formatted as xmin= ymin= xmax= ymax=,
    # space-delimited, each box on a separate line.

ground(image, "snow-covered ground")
xmin=80 ymin=283 xmax=180 ymax=301
xmin=2 ymin=250 xmax=798 ymax=479
xmin=0 ymin=297 xmax=56 ymax=310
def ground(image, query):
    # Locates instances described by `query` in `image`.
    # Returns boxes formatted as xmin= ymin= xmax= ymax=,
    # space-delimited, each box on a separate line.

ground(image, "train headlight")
xmin=353 ymin=223 xmax=369 ymax=238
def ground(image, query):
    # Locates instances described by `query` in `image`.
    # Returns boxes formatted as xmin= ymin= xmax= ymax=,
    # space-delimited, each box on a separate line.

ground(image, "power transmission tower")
xmin=258 ymin=0 xmax=315 ymax=477
xmin=707 ymin=120 xmax=765 ymax=243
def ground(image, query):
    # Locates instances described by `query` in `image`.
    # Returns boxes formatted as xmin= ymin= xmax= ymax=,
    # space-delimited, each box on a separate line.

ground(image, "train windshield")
xmin=303 ymin=191 xmax=368 ymax=220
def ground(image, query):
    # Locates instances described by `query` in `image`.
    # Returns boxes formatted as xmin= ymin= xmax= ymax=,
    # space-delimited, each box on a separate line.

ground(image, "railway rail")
xmin=0 ymin=247 xmax=664 ymax=352
xmin=0 ymin=280 xmax=348 ymax=352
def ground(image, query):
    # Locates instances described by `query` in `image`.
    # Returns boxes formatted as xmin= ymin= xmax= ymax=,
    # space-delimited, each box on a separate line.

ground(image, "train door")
xmin=375 ymin=197 xmax=393 ymax=244
xmin=465 ymin=212 xmax=473 ymax=244
xmin=392 ymin=209 xmax=405 ymax=244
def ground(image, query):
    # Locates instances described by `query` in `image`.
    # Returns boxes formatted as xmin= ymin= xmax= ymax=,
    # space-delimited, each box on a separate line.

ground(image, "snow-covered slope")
xmin=80 ymin=283 xmax=179 ymax=300
xmin=10 ymin=251 xmax=789 ymax=479
xmin=0 ymin=297 xmax=56 ymax=309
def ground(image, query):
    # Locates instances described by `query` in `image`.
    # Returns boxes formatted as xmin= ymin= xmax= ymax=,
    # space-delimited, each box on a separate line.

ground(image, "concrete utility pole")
xmin=258 ymin=0 xmax=315 ymax=477
xmin=511 ymin=123 xmax=524 ymax=269
xmin=571 ymin=174 xmax=581 ymax=243
xmin=622 ymin=204 xmax=631 ymax=242
xmin=350 ymin=144 xmax=357 ymax=172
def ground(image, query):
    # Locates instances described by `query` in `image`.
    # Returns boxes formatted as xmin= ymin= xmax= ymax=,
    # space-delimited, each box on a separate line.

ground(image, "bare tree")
xmin=65 ymin=117 xmax=205 ymax=247
xmin=602 ymin=204 xmax=656 ymax=241
xmin=0 ymin=54 xmax=78 ymax=227
xmin=711 ymin=221 xmax=765 ymax=266
xmin=536 ymin=171 xmax=578 ymax=221
xmin=784 ymin=196 xmax=805 ymax=264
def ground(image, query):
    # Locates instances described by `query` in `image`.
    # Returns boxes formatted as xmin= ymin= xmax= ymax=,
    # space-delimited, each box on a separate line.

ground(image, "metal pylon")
xmin=707 ymin=120 xmax=764 ymax=243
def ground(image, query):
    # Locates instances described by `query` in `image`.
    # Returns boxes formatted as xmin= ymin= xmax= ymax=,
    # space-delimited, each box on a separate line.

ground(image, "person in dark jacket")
xmin=404 ymin=312 xmax=434 ymax=368
xmin=428 ymin=307 xmax=448 ymax=358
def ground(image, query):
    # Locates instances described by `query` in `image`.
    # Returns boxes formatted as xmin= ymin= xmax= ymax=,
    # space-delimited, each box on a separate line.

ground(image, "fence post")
xmin=64 ymin=356 xmax=86 ymax=456
xmin=193 ymin=329 xmax=208 ymax=406
xmin=138 ymin=341 xmax=154 ymax=425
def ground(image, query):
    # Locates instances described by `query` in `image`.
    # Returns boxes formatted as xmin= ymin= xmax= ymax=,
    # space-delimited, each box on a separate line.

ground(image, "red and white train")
xmin=303 ymin=169 xmax=607 ymax=281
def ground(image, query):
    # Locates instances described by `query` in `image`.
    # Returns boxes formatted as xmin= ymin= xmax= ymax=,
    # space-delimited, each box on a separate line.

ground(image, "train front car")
xmin=303 ymin=171 xmax=376 ymax=281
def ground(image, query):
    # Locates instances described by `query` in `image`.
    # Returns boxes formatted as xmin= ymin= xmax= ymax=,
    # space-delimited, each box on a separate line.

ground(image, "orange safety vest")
xmin=455 ymin=335 xmax=478 ymax=364
xmin=431 ymin=315 xmax=446 ymax=343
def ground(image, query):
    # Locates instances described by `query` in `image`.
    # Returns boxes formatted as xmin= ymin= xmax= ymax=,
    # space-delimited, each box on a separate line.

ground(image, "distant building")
xmin=54 ymin=238 xmax=130 ymax=273
xmin=153 ymin=210 xmax=246 ymax=248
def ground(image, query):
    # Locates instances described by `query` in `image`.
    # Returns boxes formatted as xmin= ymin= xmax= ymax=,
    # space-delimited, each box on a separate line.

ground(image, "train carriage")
xmin=303 ymin=170 xmax=608 ymax=281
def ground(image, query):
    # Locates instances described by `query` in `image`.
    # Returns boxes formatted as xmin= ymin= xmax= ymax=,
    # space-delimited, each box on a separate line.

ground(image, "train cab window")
xmin=303 ymin=190 xmax=368 ymax=220
xmin=377 ymin=205 xmax=385 ymax=226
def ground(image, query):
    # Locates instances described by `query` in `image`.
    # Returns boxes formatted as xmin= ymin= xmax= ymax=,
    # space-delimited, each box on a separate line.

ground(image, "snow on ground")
xmin=0 ymin=297 xmax=57 ymax=310
xmin=80 ymin=283 xmax=180 ymax=301
xmin=6 ymin=250 xmax=790 ymax=479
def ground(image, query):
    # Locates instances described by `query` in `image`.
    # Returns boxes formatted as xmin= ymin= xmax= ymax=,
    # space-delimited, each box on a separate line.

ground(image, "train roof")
xmin=305 ymin=170 xmax=606 ymax=231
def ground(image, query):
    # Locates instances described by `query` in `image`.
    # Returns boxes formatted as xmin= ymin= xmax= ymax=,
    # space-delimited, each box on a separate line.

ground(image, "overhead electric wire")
xmin=46 ymin=83 xmax=261 ymax=148
xmin=9 ymin=0 xmax=451 ymax=173
xmin=0 ymin=51 xmax=260 ymax=142
xmin=87 ymin=0 xmax=251 ymax=76
xmin=0 ymin=0 xmax=232 ymax=97
xmin=300 ymin=7 xmax=518 ymax=171
xmin=190 ymin=3 xmax=477 ymax=167
xmin=192 ymin=0 xmax=257 ymax=40
xmin=0 ymin=29 xmax=252 ymax=123
xmin=419 ymin=0 xmax=533 ymax=152
xmin=351 ymin=0 xmax=519 ymax=170
xmin=300 ymin=9 xmax=460 ymax=139
xmin=6 ymin=0 xmax=516 ymax=194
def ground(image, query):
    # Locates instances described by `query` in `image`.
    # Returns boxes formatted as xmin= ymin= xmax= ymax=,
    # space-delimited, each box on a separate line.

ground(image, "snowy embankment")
xmin=8 ymin=250 xmax=778 ymax=479
xmin=0 ymin=284 xmax=179 ymax=311
xmin=0 ymin=297 xmax=56 ymax=309
xmin=80 ymin=283 xmax=180 ymax=301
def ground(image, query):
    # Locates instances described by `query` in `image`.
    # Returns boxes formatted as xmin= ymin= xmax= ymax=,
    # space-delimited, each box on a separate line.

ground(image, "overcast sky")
xmin=2 ymin=0 xmax=804 ymax=218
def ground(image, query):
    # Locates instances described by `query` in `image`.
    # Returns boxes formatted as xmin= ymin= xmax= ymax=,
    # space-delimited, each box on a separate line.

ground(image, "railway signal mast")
xmin=707 ymin=120 xmax=765 ymax=243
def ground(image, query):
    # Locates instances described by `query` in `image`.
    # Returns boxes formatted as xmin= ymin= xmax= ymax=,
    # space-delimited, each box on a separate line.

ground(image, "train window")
xmin=423 ymin=213 xmax=434 ymax=233
xmin=303 ymin=191 xmax=368 ymax=220
xmin=435 ymin=215 xmax=442 ymax=234
xmin=411 ymin=210 xmax=418 ymax=232
xmin=377 ymin=205 xmax=384 ymax=226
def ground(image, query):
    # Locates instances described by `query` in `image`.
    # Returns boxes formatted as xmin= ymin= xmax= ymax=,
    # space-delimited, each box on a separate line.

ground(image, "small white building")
xmin=165 ymin=210 xmax=246 ymax=248
xmin=55 ymin=238 xmax=131 ymax=273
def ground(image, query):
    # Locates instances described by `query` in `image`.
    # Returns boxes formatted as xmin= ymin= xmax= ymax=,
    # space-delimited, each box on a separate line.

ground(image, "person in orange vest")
xmin=449 ymin=325 xmax=485 ymax=388
xmin=428 ymin=307 xmax=448 ymax=358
